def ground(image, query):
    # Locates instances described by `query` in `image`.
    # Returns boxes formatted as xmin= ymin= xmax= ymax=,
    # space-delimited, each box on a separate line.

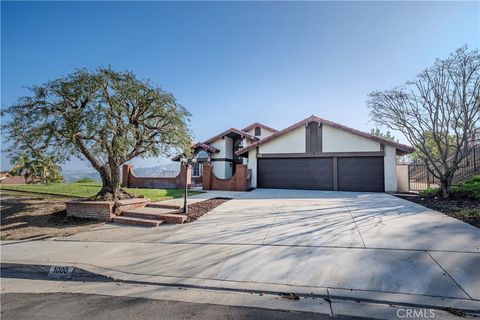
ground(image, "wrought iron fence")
xmin=408 ymin=144 xmax=480 ymax=191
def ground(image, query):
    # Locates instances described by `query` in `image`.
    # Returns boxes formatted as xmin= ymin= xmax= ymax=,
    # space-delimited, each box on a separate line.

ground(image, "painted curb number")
xmin=48 ymin=266 xmax=74 ymax=279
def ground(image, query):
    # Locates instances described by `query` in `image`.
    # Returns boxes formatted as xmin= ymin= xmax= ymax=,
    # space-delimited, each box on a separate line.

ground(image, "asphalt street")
xmin=1 ymin=293 xmax=363 ymax=320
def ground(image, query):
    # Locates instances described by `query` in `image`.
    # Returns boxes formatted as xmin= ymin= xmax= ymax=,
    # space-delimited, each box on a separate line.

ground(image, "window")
xmin=196 ymin=150 xmax=209 ymax=160
xmin=254 ymin=126 xmax=261 ymax=136
xmin=192 ymin=162 xmax=203 ymax=176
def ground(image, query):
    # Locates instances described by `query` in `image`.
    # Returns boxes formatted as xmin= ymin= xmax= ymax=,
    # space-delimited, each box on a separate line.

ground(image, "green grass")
xmin=0 ymin=182 xmax=201 ymax=202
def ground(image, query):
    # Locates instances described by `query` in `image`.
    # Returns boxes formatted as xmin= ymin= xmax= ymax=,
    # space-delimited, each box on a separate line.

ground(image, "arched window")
xmin=196 ymin=150 xmax=209 ymax=159
xmin=254 ymin=126 xmax=261 ymax=136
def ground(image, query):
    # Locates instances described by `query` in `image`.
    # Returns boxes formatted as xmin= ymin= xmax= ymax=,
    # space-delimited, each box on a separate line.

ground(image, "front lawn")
xmin=0 ymin=182 xmax=201 ymax=202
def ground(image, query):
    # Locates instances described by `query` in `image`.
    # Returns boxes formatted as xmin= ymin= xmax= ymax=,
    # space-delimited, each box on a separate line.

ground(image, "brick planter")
xmin=66 ymin=198 xmax=149 ymax=222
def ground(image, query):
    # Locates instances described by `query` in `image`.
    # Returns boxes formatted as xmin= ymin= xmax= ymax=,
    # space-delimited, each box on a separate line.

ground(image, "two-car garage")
xmin=257 ymin=157 xmax=385 ymax=192
xmin=235 ymin=116 xmax=415 ymax=193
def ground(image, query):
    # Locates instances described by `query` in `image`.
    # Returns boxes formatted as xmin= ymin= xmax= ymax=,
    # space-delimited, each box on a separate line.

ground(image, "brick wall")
xmin=66 ymin=200 xmax=114 ymax=221
xmin=122 ymin=164 xmax=192 ymax=189
xmin=66 ymin=198 xmax=149 ymax=221
xmin=203 ymin=164 xmax=250 ymax=191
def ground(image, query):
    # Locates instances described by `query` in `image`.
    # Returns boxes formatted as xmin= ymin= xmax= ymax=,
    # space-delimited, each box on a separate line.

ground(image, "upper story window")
xmin=196 ymin=150 xmax=209 ymax=160
xmin=254 ymin=126 xmax=261 ymax=136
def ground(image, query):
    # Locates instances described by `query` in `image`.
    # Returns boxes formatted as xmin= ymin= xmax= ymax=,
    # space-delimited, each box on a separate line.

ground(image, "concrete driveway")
xmin=2 ymin=189 xmax=480 ymax=310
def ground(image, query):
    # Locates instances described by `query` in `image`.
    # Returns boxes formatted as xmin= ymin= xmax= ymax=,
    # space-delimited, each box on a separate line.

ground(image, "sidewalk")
xmin=2 ymin=239 xmax=480 ymax=314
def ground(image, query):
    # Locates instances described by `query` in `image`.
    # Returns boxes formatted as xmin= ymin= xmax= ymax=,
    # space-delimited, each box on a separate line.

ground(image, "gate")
xmin=408 ymin=144 xmax=479 ymax=191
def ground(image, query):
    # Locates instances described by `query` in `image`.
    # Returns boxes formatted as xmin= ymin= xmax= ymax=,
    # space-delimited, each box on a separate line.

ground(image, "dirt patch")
xmin=184 ymin=197 xmax=231 ymax=222
xmin=1 ymin=190 xmax=104 ymax=240
xmin=395 ymin=194 xmax=480 ymax=228
xmin=279 ymin=293 xmax=300 ymax=301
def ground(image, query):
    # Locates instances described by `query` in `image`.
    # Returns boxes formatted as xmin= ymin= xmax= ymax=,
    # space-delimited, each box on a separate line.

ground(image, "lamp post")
xmin=180 ymin=157 xmax=197 ymax=213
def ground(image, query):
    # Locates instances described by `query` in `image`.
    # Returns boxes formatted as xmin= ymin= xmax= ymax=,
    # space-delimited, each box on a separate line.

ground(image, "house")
xmin=0 ymin=173 xmax=28 ymax=184
xmin=174 ymin=115 xmax=415 ymax=192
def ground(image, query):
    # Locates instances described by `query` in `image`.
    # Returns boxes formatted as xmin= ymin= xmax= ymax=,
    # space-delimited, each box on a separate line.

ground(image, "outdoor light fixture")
xmin=180 ymin=157 xmax=197 ymax=213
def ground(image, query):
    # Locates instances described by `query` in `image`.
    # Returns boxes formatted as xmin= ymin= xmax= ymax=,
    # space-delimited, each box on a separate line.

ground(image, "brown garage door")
xmin=338 ymin=157 xmax=384 ymax=192
xmin=257 ymin=158 xmax=333 ymax=190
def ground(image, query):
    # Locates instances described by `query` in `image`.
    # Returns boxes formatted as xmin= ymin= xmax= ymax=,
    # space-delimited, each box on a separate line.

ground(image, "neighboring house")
xmin=0 ymin=173 xmax=28 ymax=184
xmin=174 ymin=115 xmax=415 ymax=192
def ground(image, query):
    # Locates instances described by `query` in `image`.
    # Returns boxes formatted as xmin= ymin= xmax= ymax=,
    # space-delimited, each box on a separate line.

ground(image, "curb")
xmin=1 ymin=263 xmax=113 ymax=282
xmin=2 ymin=262 xmax=480 ymax=317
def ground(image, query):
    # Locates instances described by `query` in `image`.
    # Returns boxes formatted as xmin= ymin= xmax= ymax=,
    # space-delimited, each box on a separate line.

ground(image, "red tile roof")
xmin=171 ymin=142 xmax=220 ymax=161
xmin=192 ymin=142 xmax=219 ymax=153
xmin=203 ymin=128 xmax=259 ymax=144
xmin=235 ymin=115 xmax=415 ymax=156
xmin=0 ymin=174 xmax=28 ymax=184
xmin=242 ymin=122 xmax=279 ymax=133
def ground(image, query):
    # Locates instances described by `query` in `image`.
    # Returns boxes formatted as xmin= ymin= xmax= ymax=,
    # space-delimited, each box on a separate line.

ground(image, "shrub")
xmin=419 ymin=187 xmax=440 ymax=198
xmin=76 ymin=177 xmax=98 ymax=183
xmin=419 ymin=176 xmax=480 ymax=200
xmin=450 ymin=175 xmax=480 ymax=200
xmin=456 ymin=209 xmax=480 ymax=218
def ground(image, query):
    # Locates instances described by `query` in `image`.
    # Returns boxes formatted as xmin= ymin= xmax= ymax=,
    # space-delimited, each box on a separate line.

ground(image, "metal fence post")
xmin=474 ymin=146 xmax=477 ymax=171
xmin=408 ymin=165 xmax=411 ymax=191
xmin=425 ymin=165 xmax=430 ymax=189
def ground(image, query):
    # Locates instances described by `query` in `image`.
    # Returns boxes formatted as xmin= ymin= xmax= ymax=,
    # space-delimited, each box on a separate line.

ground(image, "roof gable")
xmin=235 ymin=115 xmax=415 ymax=156
xmin=203 ymin=128 xmax=258 ymax=145
xmin=242 ymin=122 xmax=279 ymax=133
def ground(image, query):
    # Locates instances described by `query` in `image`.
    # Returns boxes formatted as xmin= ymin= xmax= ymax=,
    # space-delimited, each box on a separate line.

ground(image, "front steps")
xmin=112 ymin=216 xmax=164 ymax=227
xmin=112 ymin=202 xmax=187 ymax=227
xmin=122 ymin=207 xmax=187 ymax=224
xmin=146 ymin=203 xmax=182 ymax=210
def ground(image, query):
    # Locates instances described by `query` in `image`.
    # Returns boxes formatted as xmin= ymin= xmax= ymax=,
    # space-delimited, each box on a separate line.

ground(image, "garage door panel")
xmin=338 ymin=157 xmax=384 ymax=192
xmin=258 ymin=158 xmax=333 ymax=190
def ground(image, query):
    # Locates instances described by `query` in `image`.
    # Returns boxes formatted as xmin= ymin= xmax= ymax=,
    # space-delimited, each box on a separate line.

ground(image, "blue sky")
xmin=2 ymin=1 xmax=479 ymax=171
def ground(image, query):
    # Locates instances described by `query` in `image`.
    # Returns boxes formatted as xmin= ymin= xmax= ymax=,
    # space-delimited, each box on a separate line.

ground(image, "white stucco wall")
xmin=209 ymin=137 xmax=234 ymax=179
xmin=224 ymin=137 xmax=233 ymax=159
xmin=209 ymin=138 xmax=227 ymax=158
xmin=322 ymin=125 xmax=380 ymax=152
xmin=212 ymin=161 xmax=233 ymax=179
xmin=396 ymin=164 xmax=409 ymax=193
xmin=247 ymin=148 xmax=257 ymax=188
xmin=384 ymin=145 xmax=397 ymax=192
xmin=259 ymin=126 xmax=306 ymax=154
xmin=246 ymin=127 xmax=276 ymax=140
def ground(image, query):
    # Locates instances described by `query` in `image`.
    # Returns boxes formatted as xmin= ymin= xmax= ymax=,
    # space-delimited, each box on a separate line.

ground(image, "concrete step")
xmin=112 ymin=216 xmax=164 ymax=227
xmin=115 ymin=198 xmax=149 ymax=211
xmin=147 ymin=203 xmax=182 ymax=210
xmin=122 ymin=207 xmax=187 ymax=224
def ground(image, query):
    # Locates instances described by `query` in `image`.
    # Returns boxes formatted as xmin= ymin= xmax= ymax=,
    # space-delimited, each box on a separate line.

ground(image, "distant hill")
xmin=133 ymin=162 xmax=180 ymax=176
xmin=62 ymin=162 xmax=180 ymax=182
xmin=62 ymin=170 xmax=100 ymax=183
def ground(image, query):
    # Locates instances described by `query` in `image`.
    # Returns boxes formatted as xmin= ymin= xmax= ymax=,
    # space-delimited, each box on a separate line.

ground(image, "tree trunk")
xmin=439 ymin=176 xmax=452 ymax=199
xmin=93 ymin=164 xmax=133 ymax=201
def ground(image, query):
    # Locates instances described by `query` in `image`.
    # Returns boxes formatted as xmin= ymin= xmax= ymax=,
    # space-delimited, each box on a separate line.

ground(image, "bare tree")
xmin=368 ymin=46 xmax=480 ymax=198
